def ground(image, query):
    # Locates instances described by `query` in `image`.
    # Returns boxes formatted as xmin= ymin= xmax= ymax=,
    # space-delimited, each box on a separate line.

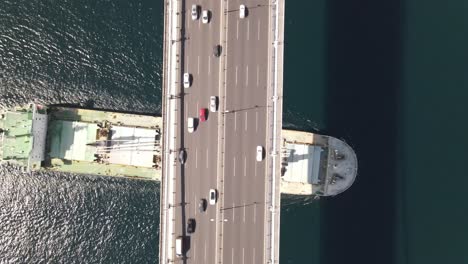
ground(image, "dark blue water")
xmin=2 ymin=0 xmax=468 ymax=263
xmin=282 ymin=1 xmax=468 ymax=264
xmin=1 ymin=0 xmax=162 ymax=263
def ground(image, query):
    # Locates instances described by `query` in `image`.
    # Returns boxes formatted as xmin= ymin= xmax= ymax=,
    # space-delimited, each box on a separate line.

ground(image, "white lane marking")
xmin=253 ymin=248 xmax=256 ymax=264
xmin=197 ymin=55 xmax=200 ymax=75
xmin=208 ymin=55 xmax=211 ymax=74
xmin=256 ymin=65 xmax=259 ymax=87
xmin=243 ymin=201 xmax=246 ymax=222
xmin=236 ymin=20 xmax=239 ymax=40
xmin=254 ymin=203 xmax=257 ymax=224
xmin=242 ymin=248 xmax=245 ymax=264
xmin=194 ymin=243 xmax=196 ymax=260
xmin=232 ymin=203 xmax=235 ymax=222
xmin=255 ymin=111 xmax=258 ymax=132
xmin=204 ymin=242 xmax=207 ymax=263
xmin=195 ymin=148 xmax=198 ymax=168
xmin=233 ymin=157 xmax=236 ymax=177
xmin=235 ymin=66 xmax=238 ymax=86
xmin=234 ymin=111 xmax=237 ymax=131
xmin=245 ymin=65 xmax=249 ymax=86
xmin=197 ymin=102 xmax=199 ymax=112
xmin=257 ymin=20 xmax=260 ymax=40
xmin=254 ymin=162 xmax=257 ymax=177
xmin=247 ymin=19 xmax=250 ymax=40
xmin=206 ymin=149 xmax=209 ymax=168
xmin=185 ymin=103 xmax=188 ymax=123
xmin=231 ymin=248 xmax=234 ymax=264
xmin=194 ymin=194 xmax=197 ymax=216
xmin=245 ymin=112 xmax=248 ymax=131
xmin=243 ymin=156 xmax=247 ymax=177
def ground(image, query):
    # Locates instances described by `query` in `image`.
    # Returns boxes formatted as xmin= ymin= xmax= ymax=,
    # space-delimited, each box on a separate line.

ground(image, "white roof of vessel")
xmin=108 ymin=126 xmax=157 ymax=168
xmin=282 ymin=143 xmax=323 ymax=184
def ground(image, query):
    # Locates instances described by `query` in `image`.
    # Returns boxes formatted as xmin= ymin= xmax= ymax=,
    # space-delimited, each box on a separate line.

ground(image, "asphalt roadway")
xmin=174 ymin=0 xmax=271 ymax=263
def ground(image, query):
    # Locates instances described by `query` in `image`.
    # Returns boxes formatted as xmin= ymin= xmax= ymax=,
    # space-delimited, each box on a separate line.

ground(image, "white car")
xmin=239 ymin=5 xmax=246 ymax=19
xmin=191 ymin=5 xmax=199 ymax=20
xmin=209 ymin=189 xmax=217 ymax=205
xmin=183 ymin=73 xmax=191 ymax=88
xmin=256 ymin=145 xmax=264 ymax=161
xmin=188 ymin=117 xmax=195 ymax=133
xmin=209 ymin=96 xmax=218 ymax=112
xmin=202 ymin=10 xmax=209 ymax=24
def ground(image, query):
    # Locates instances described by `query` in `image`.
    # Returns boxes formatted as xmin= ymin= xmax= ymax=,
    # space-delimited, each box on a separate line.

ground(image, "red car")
xmin=199 ymin=108 xmax=208 ymax=122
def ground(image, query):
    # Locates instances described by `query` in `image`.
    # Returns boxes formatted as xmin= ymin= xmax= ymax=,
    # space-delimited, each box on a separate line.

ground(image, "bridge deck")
xmin=159 ymin=0 xmax=284 ymax=263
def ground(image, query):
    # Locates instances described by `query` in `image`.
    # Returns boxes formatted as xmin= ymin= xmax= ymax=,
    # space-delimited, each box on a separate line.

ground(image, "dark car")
xmin=213 ymin=45 xmax=221 ymax=57
xmin=198 ymin=199 xmax=207 ymax=213
xmin=187 ymin=218 xmax=196 ymax=233
xmin=178 ymin=149 xmax=187 ymax=164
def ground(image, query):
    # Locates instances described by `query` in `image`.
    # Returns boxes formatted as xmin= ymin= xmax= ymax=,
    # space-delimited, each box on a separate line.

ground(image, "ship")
xmin=0 ymin=104 xmax=162 ymax=180
xmin=0 ymin=104 xmax=357 ymax=197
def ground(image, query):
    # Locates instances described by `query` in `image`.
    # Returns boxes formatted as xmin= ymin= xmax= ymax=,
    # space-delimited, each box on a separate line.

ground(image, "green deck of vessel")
xmin=0 ymin=110 xmax=34 ymax=166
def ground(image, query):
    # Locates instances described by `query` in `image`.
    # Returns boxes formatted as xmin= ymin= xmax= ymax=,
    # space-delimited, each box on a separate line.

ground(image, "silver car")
xmin=209 ymin=96 xmax=218 ymax=112
xmin=202 ymin=10 xmax=209 ymax=24
xmin=209 ymin=189 xmax=217 ymax=205
xmin=183 ymin=73 xmax=191 ymax=88
xmin=187 ymin=117 xmax=195 ymax=133
xmin=191 ymin=5 xmax=199 ymax=20
xmin=239 ymin=4 xmax=246 ymax=19
xmin=256 ymin=145 xmax=264 ymax=161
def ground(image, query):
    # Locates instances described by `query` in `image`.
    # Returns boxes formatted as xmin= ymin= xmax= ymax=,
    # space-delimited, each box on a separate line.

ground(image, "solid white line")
xmin=232 ymin=203 xmax=235 ymax=222
xmin=247 ymin=20 xmax=250 ymax=40
xmin=234 ymin=111 xmax=237 ymax=131
xmin=197 ymin=102 xmax=199 ymax=112
xmin=233 ymin=157 xmax=236 ymax=177
xmin=242 ymin=248 xmax=245 ymax=264
xmin=235 ymin=66 xmax=238 ymax=86
xmin=195 ymin=194 xmax=197 ymax=216
xmin=243 ymin=202 xmax=245 ymax=222
xmin=256 ymin=65 xmax=259 ymax=87
xmin=245 ymin=65 xmax=249 ymax=86
xmin=195 ymin=148 xmax=198 ymax=169
xmin=257 ymin=20 xmax=260 ymax=40
xmin=197 ymin=56 xmax=200 ymax=75
xmin=194 ymin=243 xmax=196 ymax=260
xmin=254 ymin=203 xmax=256 ymax=224
xmin=204 ymin=242 xmax=207 ymax=263
xmin=236 ymin=20 xmax=239 ymax=40
xmin=231 ymin=248 xmax=234 ymax=264
xmin=206 ymin=149 xmax=209 ymax=168
xmin=255 ymin=111 xmax=258 ymax=132
xmin=245 ymin=112 xmax=248 ymax=131
xmin=244 ymin=156 xmax=247 ymax=177
xmin=253 ymin=248 xmax=256 ymax=264
xmin=208 ymin=55 xmax=211 ymax=74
